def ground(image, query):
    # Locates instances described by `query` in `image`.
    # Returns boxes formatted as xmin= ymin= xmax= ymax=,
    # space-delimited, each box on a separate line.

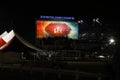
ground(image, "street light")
xmin=109 ymin=38 xmax=115 ymax=45
xmin=78 ymin=20 xmax=83 ymax=24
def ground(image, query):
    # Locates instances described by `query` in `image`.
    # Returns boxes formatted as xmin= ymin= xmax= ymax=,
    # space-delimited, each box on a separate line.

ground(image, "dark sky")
xmin=0 ymin=2 xmax=120 ymax=43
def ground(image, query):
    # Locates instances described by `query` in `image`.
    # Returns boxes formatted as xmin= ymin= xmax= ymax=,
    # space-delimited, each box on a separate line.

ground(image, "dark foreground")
xmin=0 ymin=61 xmax=114 ymax=80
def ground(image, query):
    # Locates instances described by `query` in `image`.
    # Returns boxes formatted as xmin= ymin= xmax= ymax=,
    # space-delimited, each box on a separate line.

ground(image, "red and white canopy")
xmin=0 ymin=30 xmax=46 ymax=55
xmin=0 ymin=30 xmax=15 ymax=50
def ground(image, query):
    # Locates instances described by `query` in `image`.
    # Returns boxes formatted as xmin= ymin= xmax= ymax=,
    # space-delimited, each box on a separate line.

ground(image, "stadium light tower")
xmin=93 ymin=18 xmax=102 ymax=26
xmin=93 ymin=18 xmax=100 ymax=23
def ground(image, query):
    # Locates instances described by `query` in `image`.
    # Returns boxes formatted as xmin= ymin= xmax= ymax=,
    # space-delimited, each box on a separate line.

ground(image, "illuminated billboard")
xmin=36 ymin=20 xmax=78 ymax=39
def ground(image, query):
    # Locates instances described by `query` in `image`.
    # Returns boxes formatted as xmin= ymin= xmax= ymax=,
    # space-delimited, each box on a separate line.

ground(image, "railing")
xmin=0 ymin=63 xmax=113 ymax=80
xmin=44 ymin=50 xmax=113 ymax=62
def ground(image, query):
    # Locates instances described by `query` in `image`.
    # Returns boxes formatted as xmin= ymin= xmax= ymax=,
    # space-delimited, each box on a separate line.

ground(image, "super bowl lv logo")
xmin=54 ymin=26 xmax=62 ymax=33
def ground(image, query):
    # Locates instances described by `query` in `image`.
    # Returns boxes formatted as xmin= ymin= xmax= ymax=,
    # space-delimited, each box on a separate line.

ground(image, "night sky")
xmin=0 ymin=2 xmax=120 ymax=43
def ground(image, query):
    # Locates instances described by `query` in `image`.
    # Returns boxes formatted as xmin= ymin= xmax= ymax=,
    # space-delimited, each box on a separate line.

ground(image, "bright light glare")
xmin=109 ymin=38 xmax=115 ymax=44
xmin=98 ymin=55 xmax=105 ymax=58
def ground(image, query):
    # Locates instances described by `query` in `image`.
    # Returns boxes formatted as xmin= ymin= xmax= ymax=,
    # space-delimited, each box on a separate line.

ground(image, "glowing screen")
xmin=36 ymin=20 xmax=78 ymax=39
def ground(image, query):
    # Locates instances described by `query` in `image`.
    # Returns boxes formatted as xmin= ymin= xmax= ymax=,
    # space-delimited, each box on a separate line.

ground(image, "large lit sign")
xmin=40 ymin=16 xmax=75 ymax=20
xmin=36 ymin=20 xmax=78 ymax=39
